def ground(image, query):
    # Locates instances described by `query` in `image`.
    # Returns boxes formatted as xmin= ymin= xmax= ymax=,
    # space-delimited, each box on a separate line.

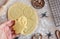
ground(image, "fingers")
xmin=1 ymin=20 xmax=15 ymax=27
xmin=0 ymin=20 xmax=18 ymax=39
xmin=5 ymin=20 xmax=15 ymax=27
xmin=0 ymin=20 xmax=15 ymax=31
xmin=5 ymin=20 xmax=16 ymax=39
xmin=0 ymin=20 xmax=16 ymax=39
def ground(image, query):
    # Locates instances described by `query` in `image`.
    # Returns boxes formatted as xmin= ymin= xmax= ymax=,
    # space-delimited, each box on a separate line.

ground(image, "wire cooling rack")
xmin=48 ymin=0 xmax=60 ymax=27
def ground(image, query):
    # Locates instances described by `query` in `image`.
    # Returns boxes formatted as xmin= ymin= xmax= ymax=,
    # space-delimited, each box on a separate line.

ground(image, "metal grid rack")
xmin=48 ymin=0 xmax=60 ymax=27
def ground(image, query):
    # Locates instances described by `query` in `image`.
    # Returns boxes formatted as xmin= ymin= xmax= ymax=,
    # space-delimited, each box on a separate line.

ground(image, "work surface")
xmin=0 ymin=0 xmax=59 ymax=39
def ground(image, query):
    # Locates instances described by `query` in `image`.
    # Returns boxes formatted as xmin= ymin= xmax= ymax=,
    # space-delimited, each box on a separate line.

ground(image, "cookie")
xmin=31 ymin=0 xmax=45 ymax=9
xmin=8 ymin=2 xmax=38 ymax=35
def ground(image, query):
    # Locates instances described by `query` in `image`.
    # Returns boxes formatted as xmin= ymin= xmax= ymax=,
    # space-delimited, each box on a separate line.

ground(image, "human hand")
xmin=0 ymin=20 xmax=15 ymax=39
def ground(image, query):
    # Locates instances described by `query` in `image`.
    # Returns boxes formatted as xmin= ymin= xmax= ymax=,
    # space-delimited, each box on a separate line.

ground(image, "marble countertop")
xmin=0 ymin=0 xmax=59 ymax=39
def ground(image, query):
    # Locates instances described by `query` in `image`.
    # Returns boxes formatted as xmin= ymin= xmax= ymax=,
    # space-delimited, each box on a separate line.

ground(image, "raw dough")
xmin=8 ymin=2 xmax=38 ymax=35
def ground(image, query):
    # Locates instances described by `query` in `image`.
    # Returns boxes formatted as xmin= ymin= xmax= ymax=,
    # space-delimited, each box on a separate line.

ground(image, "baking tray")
xmin=48 ymin=0 xmax=60 ymax=27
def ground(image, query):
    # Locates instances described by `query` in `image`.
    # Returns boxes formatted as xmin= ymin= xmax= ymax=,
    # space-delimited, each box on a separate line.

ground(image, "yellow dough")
xmin=8 ymin=2 xmax=38 ymax=35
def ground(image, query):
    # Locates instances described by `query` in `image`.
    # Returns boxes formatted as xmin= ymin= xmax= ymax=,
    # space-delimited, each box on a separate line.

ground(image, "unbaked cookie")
xmin=8 ymin=2 xmax=38 ymax=35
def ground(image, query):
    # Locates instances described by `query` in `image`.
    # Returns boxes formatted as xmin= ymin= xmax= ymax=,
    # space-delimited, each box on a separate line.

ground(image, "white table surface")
xmin=0 ymin=0 xmax=59 ymax=39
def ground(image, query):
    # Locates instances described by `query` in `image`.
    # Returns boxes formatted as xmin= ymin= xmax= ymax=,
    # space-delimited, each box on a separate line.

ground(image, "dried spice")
xmin=41 ymin=12 xmax=47 ymax=17
xmin=47 ymin=32 xmax=52 ymax=39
